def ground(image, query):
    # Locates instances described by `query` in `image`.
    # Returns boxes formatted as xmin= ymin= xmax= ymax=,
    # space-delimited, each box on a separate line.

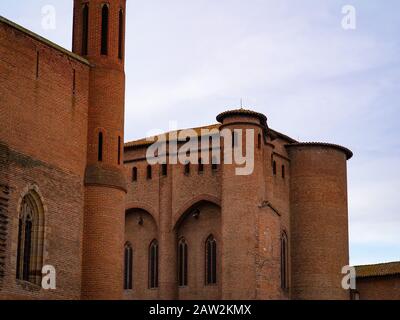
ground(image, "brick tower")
xmin=217 ymin=110 xmax=267 ymax=299
xmin=286 ymin=143 xmax=352 ymax=299
xmin=72 ymin=0 xmax=127 ymax=299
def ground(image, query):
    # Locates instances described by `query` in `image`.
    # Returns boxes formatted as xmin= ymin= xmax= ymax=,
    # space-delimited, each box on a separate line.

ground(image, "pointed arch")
xmin=205 ymin=234 xmax=217 ymax=285
xmin=148 ymin=239 xmax=159 ymax=289
xmin=281 ymin=231 xmax=289 ymax=290
xmin=173 ymin=194 xmax=221 ymax=230
xmin=178 ymin=237 xmax=188 ymax=287
xmin=16 ymin=189 xmax=45 ymax=285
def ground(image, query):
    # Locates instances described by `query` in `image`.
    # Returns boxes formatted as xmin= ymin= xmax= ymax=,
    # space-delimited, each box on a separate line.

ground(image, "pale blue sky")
xmin=1 ymin=1 xmax=399 ymax=266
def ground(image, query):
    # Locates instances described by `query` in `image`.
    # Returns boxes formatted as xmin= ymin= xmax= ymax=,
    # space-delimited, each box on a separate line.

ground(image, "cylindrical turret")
xmin=286 ymin=143 xmax=352 ymax=300
xmin=217 ymin=109 xmax=267 ymax=299
xmin=73 ymin=0 xmax=127 ymax=299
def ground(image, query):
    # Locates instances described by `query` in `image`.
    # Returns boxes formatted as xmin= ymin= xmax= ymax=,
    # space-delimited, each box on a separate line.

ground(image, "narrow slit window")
xmin=101 ymin=4 xmax=109 ymax=55
xmin=82 ymin=4 xmax=89 ymax=55
xmin=98 ymin=132 xmax=103 ymax=162
xmin=184 ymin=162 xmax=190 ymax=175
xmin=118 ymin=136 xmax=121 ymax=165
xmin=273 ymin=161 xmax=277 ymax=175
xmin=212 ymin=157 xmax=218 ymax=171
xmin=132 ymin=167 xmax=138 ymax=182
xmin=198 ymin=158 xmax=204 ymax=173
xmin=72 ymin=69 xmax=76 ymax=95
xmin=118 ymin=9 xmax=124 ymax=59
xmin=162 ymin=164 xmax=168 ymax=176
xmin=36 ymin=51 xmax=40 ymax=79
xmin=282 ymin=165 xmax=285 ymax=179
xmin=147 ymin=165 xmax=152 ymax=180
xmin=258 ymin=134 xmax=262 ymax=149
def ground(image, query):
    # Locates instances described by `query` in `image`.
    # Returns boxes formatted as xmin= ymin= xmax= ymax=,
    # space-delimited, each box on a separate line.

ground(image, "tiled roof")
xmin=124 ymin=124 xmax=221 ymax=148
xmin=355 ymin=262 xmax=400 ymax=278
xmin=124 ymin=124 xmax=297 ymax=149
xmin=216 ymin=108 xmax=267 ymax=124
xmin=285 ymin=142 xmax=353 ymax=160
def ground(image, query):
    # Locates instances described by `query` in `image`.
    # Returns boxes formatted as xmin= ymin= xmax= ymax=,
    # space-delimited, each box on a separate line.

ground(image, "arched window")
xmin=118 ymin=8 xmax=124 ymax=60
xmin=281 ymin=232 xmax=289 ymax=290
xmin=124 ymin=243 xmax=133 ymax=290
xmin=198 ymin=158 xmax=204 ymax=173
xmin=282 ymin=165 xmax=285 ymax=179
xmin=101 ymin=4 xmax=109 ymax=55
xmin=149 ymin=240 xmax=158 ymax=289
xmin=147 ymin=165 xmax=152 ymax=180
xmin=82 ymin=4 xmax=89 ymax=55
xmin=184 ymin=162 xmax=190 ymax=175
xmin=205 ymin=235 xmax=217 ymax=285
xmin=16 ymin=190 xmax=44 ymax=286
xmin=273 ymin=160 xmax=277 ymax=175
xmin=98 ymin=132 xmax=103 ymax=162
xmin=178 ymin=238 xmax=188 ymax=287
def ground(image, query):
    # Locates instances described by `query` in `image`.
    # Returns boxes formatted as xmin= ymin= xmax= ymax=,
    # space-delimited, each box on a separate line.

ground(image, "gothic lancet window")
xmin=205 ymin=235 xmax=217 ymax=285
xmin=149 ymin=240 xmax=159 ymax=288
xmin=124 ymin=243 xmax=133 ymax=290
xmin=281 ymin=232 xmax=289 ymax=290
xmin=101 ymin=4 xmax=109 ymax=55
xmin=16 ymin=191 xmax=44 ymax=286
xmin=178 ymin=238 xmax=188 ymax=287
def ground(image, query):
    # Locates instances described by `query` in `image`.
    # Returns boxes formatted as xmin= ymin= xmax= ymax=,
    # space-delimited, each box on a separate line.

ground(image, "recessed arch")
xmin=173 ymin=194 xmax=221 ymax=230
xmin=125 ymin=202 xmax=158 ymax=228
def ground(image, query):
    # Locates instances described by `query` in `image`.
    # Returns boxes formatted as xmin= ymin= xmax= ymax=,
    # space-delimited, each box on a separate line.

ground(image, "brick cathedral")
xmin=0 ymin=1 xmax=399 ymax=300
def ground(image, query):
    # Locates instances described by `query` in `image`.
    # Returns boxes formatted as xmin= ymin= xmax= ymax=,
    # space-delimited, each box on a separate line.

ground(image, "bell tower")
xmin=72 ymin=0 xmax=127 ymax=299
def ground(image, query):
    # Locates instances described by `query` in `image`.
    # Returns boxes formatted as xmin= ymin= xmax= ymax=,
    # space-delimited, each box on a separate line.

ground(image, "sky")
xmin=1 ymin=0 xmax=399 ymax=266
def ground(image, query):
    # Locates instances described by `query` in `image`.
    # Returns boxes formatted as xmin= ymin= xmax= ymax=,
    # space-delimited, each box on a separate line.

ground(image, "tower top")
xmin=72 ymin=0 xmax=126 ymax=66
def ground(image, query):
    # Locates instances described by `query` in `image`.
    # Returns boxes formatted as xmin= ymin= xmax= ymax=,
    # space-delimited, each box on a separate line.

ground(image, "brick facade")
xmin=1 ymin=0 xmax=389 ymax=301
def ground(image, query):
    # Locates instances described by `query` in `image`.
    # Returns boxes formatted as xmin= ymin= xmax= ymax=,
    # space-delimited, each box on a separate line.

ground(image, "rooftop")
xmin=355 ymin=261 xmax=400 ymax=278
xmin=124 ymin=123 xmax=296 ymax=149
xmin=216 ymin=108 xmax=268 ymax=124
xmin=0 ymin=15 xmax=90 ymax=66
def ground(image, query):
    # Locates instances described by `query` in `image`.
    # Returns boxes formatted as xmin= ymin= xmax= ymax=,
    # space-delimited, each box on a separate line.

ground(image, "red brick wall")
xmin=0 ymin=19 xmax=89 ymax=299
xmin=356 ymin=276 xmax=400 ymax=300
xmin=287 ymin=145 xmax=350 ymax=300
